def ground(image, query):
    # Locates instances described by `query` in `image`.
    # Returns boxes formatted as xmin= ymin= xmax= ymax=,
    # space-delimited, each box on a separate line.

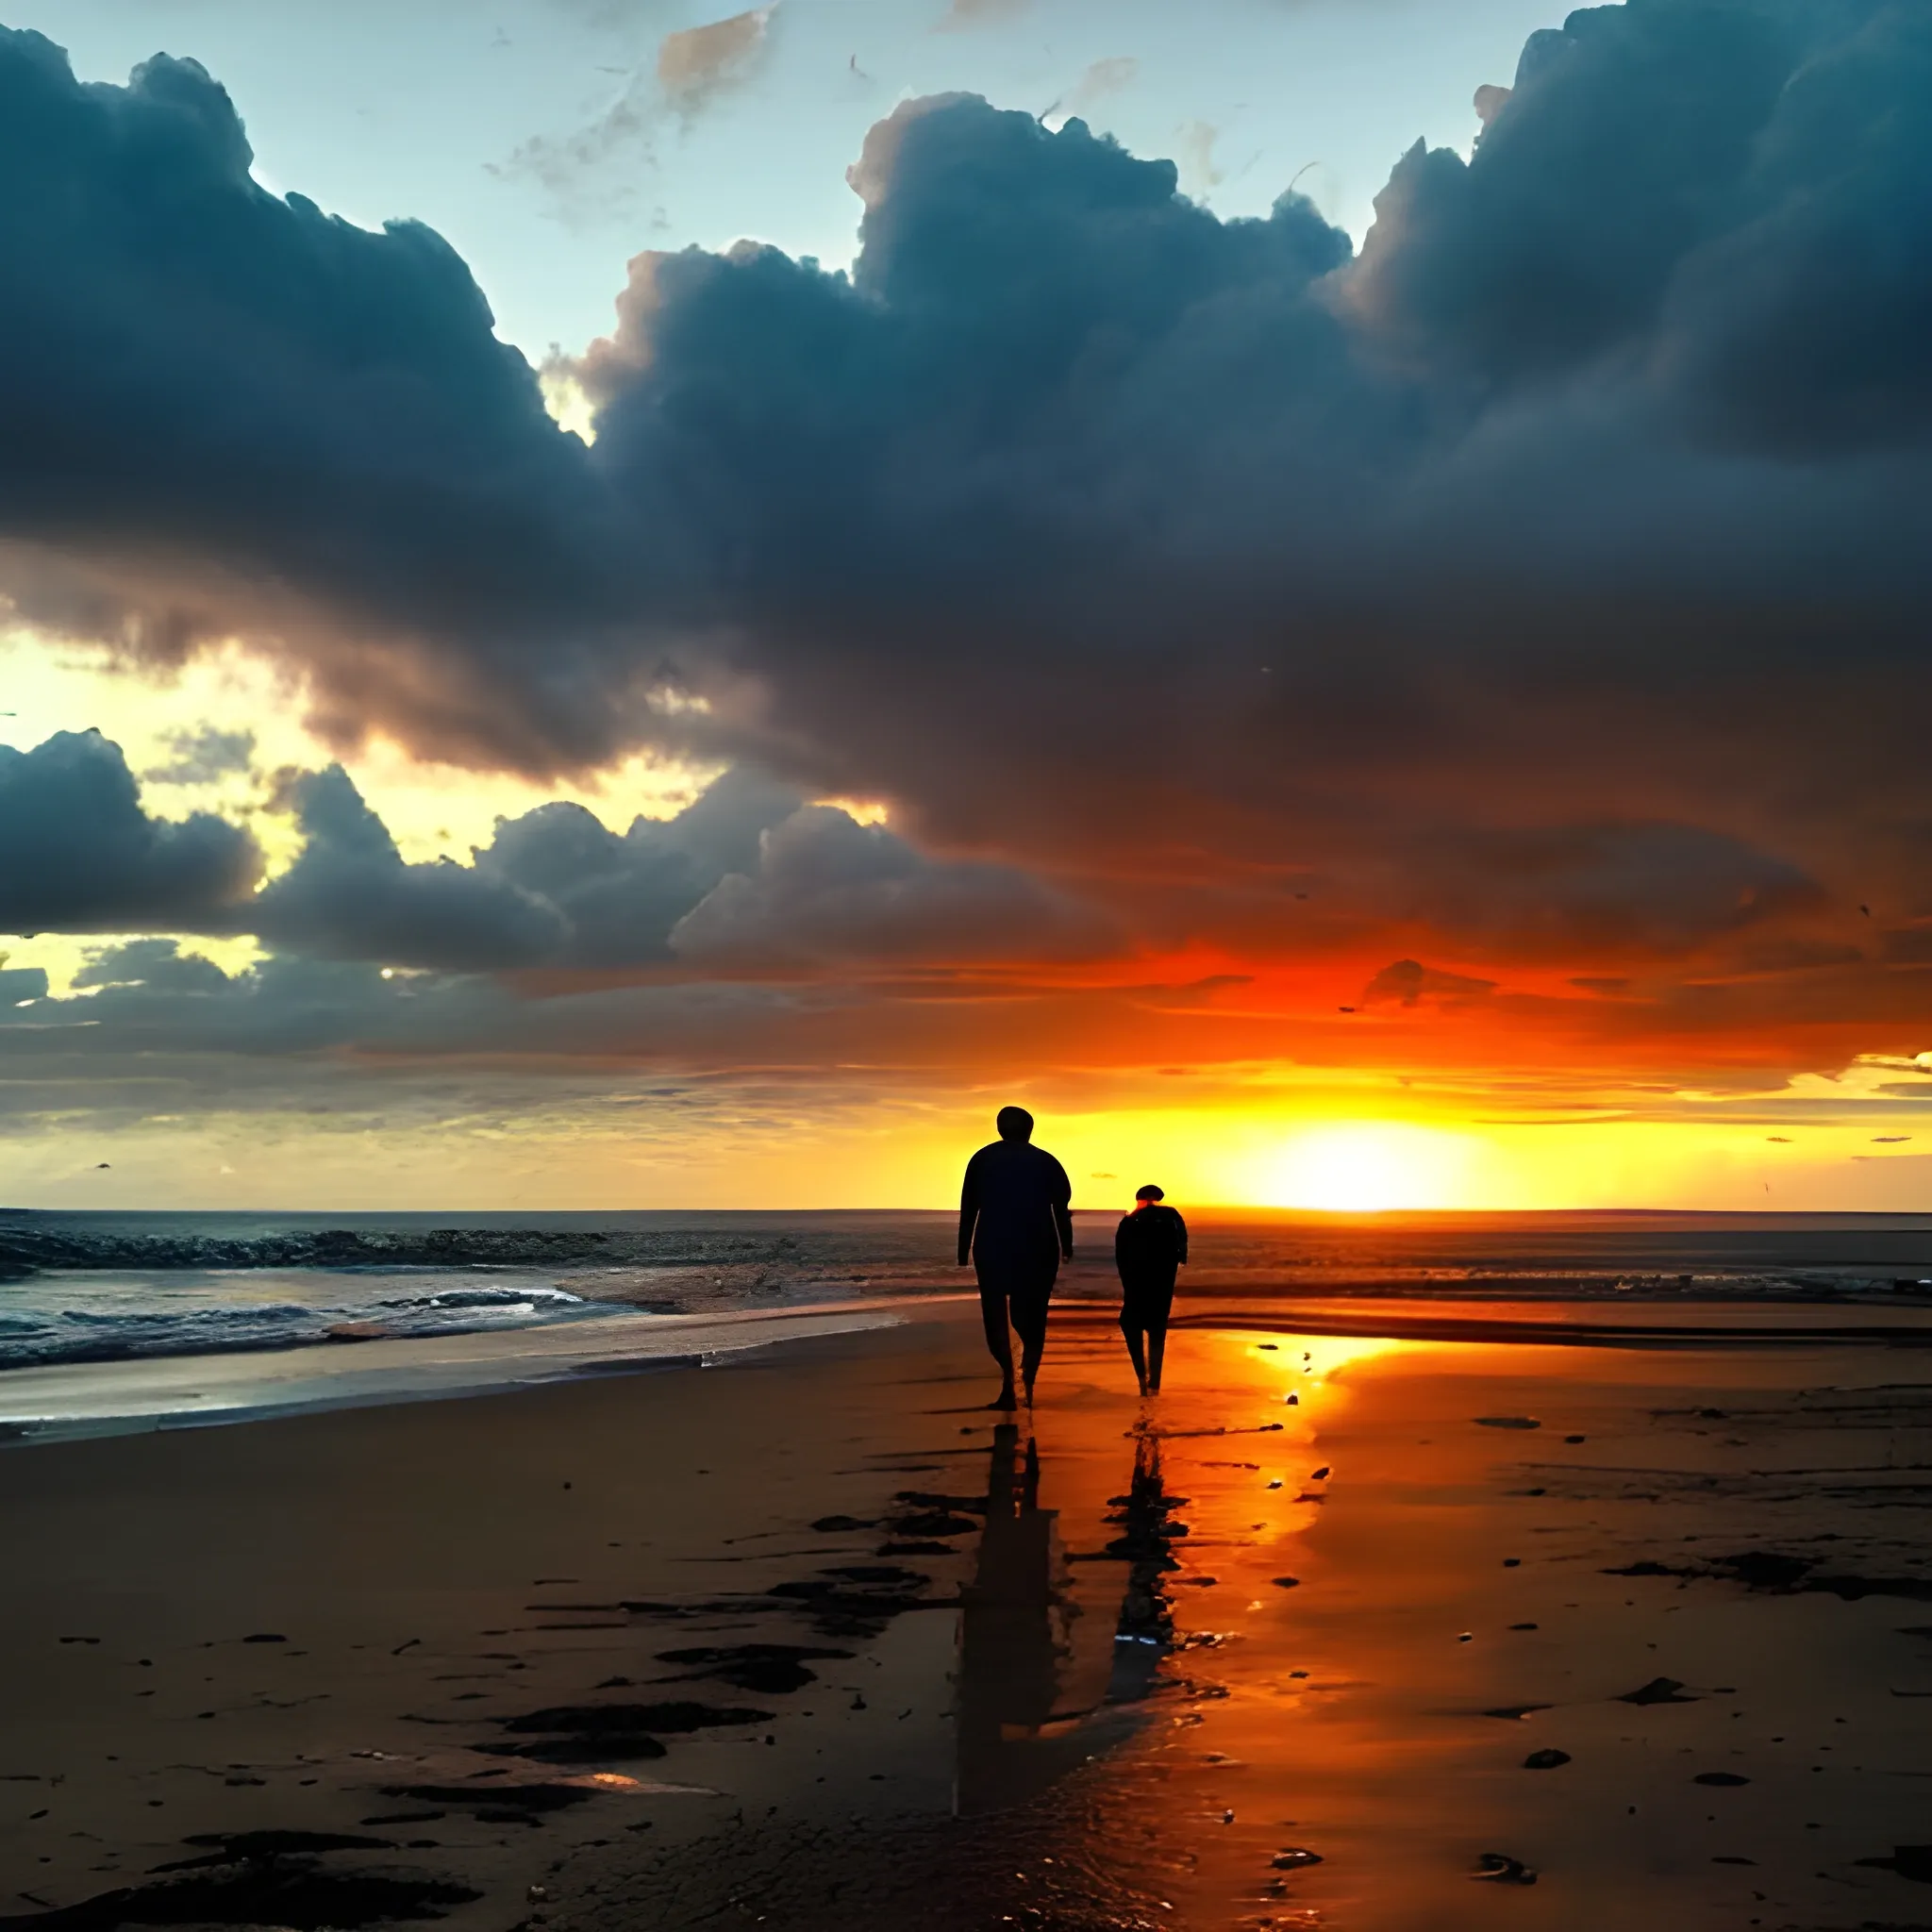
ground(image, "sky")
xmin=6 ymin=0 xmax=1932 ymax=1211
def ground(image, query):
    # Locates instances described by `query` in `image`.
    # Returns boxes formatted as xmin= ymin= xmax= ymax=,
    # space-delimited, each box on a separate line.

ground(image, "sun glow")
xmin=1257 ymin=1123 xmax=1483 ymax=1212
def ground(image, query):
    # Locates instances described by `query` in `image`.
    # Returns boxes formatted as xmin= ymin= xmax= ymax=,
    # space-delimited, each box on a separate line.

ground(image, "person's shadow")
xmin=955 ymin=1424 xmax=1185 ymax=1816
xmin=955 ymin=1423 xmax=1071 ymax=1814
xmin=1102 ymin=1430 xmax=1182 ymax=1707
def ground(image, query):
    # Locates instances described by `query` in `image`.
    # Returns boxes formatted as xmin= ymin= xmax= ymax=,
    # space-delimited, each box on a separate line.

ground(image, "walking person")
xmin=1115 ymin=1184 xmax=1187 ymax=1395
xmin=958 ymin=1107 xmax=1074 ymax=1409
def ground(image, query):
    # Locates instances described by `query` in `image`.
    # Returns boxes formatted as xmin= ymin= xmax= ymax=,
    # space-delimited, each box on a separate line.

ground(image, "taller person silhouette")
xmin=958 ymin=1107 xmax=1074 ymax=1409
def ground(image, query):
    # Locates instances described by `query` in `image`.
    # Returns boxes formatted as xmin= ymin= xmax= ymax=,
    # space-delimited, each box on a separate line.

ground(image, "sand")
xmin=6 ymin=1299 xmax=1932 ymax=1931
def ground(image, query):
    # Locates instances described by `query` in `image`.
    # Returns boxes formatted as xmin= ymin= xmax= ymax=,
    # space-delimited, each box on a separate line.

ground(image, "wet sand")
xmin=5 ymin=1301 xmax=1932 ymax=1930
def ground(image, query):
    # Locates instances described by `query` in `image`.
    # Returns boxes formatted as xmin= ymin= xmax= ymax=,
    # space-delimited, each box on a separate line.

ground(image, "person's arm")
xmin=958 ymin=1153 xmax=980 ymax=1266
xmin=1115 ymin=1215 xmax=1130 ymax=1282
xmin=1050 ymin=1157 xmax=1074 ymax=1260
xmin=1174 ymin=1209 xmax=1189 ymax=1267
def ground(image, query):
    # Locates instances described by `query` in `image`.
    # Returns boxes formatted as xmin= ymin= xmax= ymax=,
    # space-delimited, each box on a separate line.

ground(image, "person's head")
xmin=1135 ymin=1184 xmax=1165 ymax=1204
xmin=995 ymin=1105 xmax=1035 ymax=1142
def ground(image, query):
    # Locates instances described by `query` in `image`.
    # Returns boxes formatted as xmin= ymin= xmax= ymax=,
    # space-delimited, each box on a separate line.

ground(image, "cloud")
xmin=1049 ymin=57 xmax=1138 ymax=127
xmin=658 ymin=6 xmax=778 ymax=113
xmin=668 ymin=803 xmax=1110 ymax=967
xmin=0 ymin=741 xmax=1096 ymax=978
xmin=142 ymin=724 xmax=258 ymax=787
xmin=0 ymin=730 xmax=261 ymax=935
xmin=937 ymin=0 xmax=1030 ymax=30
xmin=245 ymin=766 xmax=570 ymax=970
xmin=0 ymin=27 xmax=632 ymax=771
xmin=9 ymin=3 xmax=1932 ymax=1063
xmin=1361 ymin=959 xmax=1496 ymax=1008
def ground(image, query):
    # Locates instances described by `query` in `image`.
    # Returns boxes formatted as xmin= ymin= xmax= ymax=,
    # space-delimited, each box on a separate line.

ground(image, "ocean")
xmin=7 ymin=1206 xmax=1932 ymax=1374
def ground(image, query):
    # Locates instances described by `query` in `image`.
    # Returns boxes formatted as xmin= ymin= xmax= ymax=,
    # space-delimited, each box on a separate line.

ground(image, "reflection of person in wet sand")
xmin=1104 ymin=1431 xmax=1181 ymax=1706
xmin=1115 ymin=1185 xmax=1188 ymax=1395
xmin=958 ymin=1107 xmax=1074 ymax=1409
xmin=955 ymin=1422 xmax=1069 ymax=1814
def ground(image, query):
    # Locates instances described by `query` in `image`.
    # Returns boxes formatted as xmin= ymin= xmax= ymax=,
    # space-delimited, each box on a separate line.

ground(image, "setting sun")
xmin=1255 ymin=1124 xmax=1483 ymax=1211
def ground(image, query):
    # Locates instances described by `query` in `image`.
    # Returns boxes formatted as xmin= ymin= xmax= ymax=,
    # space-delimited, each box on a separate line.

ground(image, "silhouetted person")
xmin=1115 ymin=1184 xmax=1187 ymax=1394
xmin=958 ymin=1106 xmax=1073 ymax=1408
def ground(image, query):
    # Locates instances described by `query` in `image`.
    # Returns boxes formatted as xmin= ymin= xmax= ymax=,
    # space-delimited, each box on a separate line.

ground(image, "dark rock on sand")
xmin=655 ymin=1644 xmax=853 ymax=1695
xmin=502 ymin=1701 xmax=773 ymax=1736
xmin=153 ymin=1833 xmax=393 ymax=1870
xmin=1472 ymin=1853 xmax=1537 ymax=1884
xmin=1271 ymin=1848 xmax=1324 ymax=1870
xmin=483 ymin=1735 xmax=669 ymax=1764
xmin=809 ymin=1515 xmax=874 ymax=1533
xmin=1718 ymin=1551 xmax=1817 ymax=1590
xmin=1855 ymin=1844 xmax=1932 ymax=1882
xmin=1485 ymin=1704 xmax=1553 ymax=1721
xmin=1524 ymin=1749 xmax=1572 ymax=1769
xmin=889 ymin=1512 xmax=979 ymax=1539
xmin=1692 ymin=1772 xmax=1751 ymax=1786
xmin=381 ymin=1784 xmax=596 ymax=1817
xmin=0 ymin=1871 xmax=479 ymax=1930
xmin=1474 ymin=1417 xmax=1541 ymax=1430
xmin=1619 ymin=1677 xmax=1699 ymax=1705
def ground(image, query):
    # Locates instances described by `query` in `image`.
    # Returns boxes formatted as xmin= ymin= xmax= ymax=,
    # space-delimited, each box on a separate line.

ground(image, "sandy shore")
xmin=6 ymin=1300 xmax=1932 ymax=1930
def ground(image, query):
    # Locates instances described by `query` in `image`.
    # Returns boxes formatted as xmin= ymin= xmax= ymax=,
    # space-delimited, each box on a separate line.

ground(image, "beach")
xmin=7 ymin=1298 xmax=1932 ymax=1930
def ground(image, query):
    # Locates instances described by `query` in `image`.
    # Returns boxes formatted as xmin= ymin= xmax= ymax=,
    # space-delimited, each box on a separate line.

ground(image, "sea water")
xmin=7 ymin=1207 xmax=1932 ymax=1374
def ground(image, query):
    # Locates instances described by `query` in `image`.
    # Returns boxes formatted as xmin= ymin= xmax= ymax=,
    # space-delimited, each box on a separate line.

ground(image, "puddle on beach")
xmin=5 ymin=1308 xmax=1932 ymax=1930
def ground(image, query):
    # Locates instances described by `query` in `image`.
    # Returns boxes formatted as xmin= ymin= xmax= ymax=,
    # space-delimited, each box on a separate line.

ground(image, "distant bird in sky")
xmin=95 ymin=1162 xmax=110 ymax=1169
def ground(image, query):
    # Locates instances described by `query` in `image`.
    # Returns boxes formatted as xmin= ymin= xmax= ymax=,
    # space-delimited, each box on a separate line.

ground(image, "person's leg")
xmin=974 ymin=1263 xmax=1017 ymax=1407
xmin=1011 ymin=1277 xmax=1053 ymax=1403
xmin=1145 ymin=1277 xmax=1175 ymax=1391
xmin=1118 ymin=1305 xmax=1150 ymax=1394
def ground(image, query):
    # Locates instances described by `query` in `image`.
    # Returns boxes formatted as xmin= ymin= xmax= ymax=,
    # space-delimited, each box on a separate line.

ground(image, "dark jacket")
xmin=958 ymin=1140 xmax=1074 ymax=1269
xmin=1114 ymin=1203 xmax=1188 ymax=1285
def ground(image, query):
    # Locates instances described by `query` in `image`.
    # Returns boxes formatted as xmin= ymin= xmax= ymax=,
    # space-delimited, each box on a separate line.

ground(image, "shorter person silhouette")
xmin=1115 ymin=1184 xmax=1187 ymax=1395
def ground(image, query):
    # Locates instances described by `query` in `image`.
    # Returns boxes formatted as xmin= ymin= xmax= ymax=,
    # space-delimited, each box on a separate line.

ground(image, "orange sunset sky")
xmin=6 ymin=0 xmax=1932 ymax=1211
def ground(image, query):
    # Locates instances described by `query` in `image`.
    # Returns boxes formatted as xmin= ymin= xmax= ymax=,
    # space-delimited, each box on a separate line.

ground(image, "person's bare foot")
xmin=987 ymin=1384 xmax=1017 ymax=1410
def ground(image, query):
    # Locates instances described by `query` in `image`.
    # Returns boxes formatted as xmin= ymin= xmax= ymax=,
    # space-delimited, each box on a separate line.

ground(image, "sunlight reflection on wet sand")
xmin=979 ymin=1311 xmax=1932 ymax=1928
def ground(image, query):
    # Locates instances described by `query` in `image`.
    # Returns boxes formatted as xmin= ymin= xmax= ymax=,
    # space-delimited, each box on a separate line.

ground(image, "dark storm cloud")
xmin=0 ymin=25 xmax=635 ymax=770
xmin=0 ymin=730 xmax=260 ymax=934
xmin=473 ymin=763 xmax=802 ymax=967
xmin=562 ymin=7 xmax=1932 ymax=981
xmin=245 ymin=767 xmax=571 ymax=970
xmin=9 ymin=1 xmax=1932 ymax=1002
xmin=244 ymin=764 xmax=1105 ymax=973
xmin=0 ymin=734 xmax=1091 ymax=974
xmin=666 ymin=802 xmax=1111 ymax=967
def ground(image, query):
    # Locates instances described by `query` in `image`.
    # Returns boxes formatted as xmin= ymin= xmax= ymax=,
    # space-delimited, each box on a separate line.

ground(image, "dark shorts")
xmin=974 ymin=1253 xmax=1058 ymax=1349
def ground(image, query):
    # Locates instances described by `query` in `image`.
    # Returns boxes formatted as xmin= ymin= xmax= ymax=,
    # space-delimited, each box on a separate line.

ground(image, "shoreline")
xmin=9 ymin=1290 xmax=1932 ymax=1445
xmin=0 ymin=1294 xmax=969 ymax=1446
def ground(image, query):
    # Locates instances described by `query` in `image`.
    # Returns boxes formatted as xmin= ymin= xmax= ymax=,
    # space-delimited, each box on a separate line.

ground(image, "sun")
xmin=1257 ymin=1123 xmax=1480 ymax=1212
